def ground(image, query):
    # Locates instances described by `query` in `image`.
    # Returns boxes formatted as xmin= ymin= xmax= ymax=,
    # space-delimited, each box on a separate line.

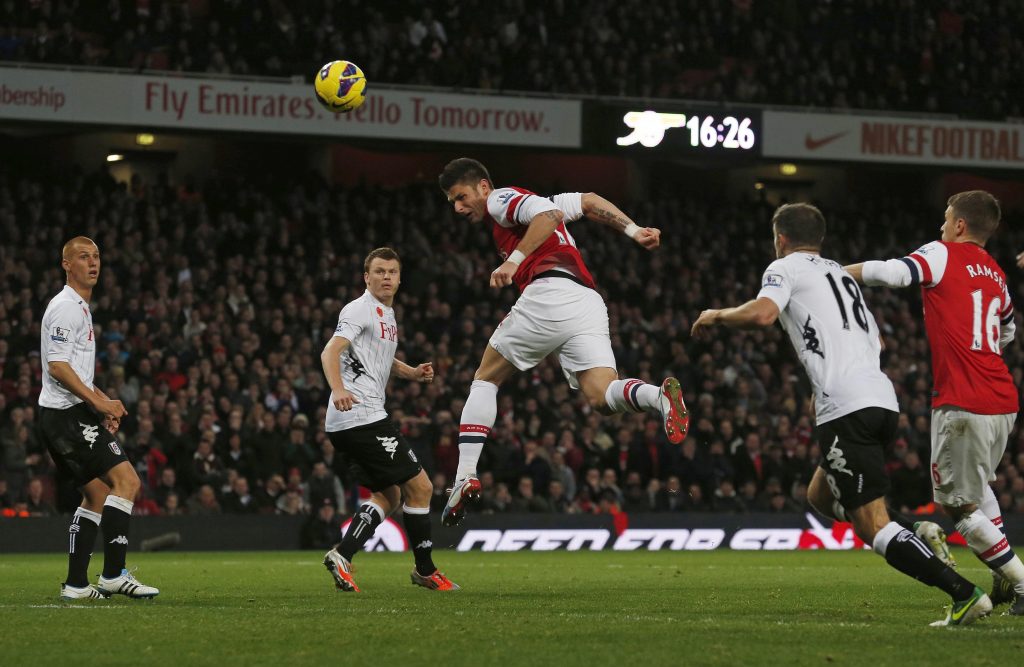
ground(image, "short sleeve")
xmin=756 ymin=260 xmax=793 ymax=312
xmin=549 ymin=193 xmax=584 ymax=222
xmin=44 ymin=300 xmax=81 ymax=363
xmin=333 ymin=302 xmax=365 ymax=341
xmin=903 ymin=241 xmax=949 ymax=287
xmin=487 ymin=188 xmax=559 ymax=228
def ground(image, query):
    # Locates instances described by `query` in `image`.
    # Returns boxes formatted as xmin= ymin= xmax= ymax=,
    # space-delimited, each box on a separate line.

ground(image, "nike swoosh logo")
xmin=950 ymin=596 xmax=977 ymax=623
xmin=804 ymin=131 xmax=848 ymax=150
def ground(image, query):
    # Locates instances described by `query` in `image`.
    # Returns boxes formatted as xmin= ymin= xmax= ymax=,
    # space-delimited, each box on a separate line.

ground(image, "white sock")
xmin=456 ymin=380 xmax=498 ymax=481
xmin=74 ymin=506 xmax=102 ymax=526
xmin=103 ymin=495 xmax=134 ymax=514
xmin=604 ymin=379 xmax=661 ymax=413
xmin=979 ymin=485 xmax=1005 ymax=534
xmin=957 ymin=509 xmax=1024 ymax=592
xmin=871 ymin=521 xmax=904 ymax=557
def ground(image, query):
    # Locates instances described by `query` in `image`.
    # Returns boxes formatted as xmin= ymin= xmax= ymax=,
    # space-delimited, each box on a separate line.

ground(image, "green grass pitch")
xmin=1 ymin=550 xmax=1021 ymax=666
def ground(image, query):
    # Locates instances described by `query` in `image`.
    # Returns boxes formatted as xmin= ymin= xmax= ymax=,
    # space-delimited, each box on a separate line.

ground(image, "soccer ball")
xmin=314 ymin=60 xmax=367 ymax=113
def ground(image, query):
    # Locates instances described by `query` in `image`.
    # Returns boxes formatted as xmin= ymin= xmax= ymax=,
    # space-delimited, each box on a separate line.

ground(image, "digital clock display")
xmin=616 ymin=110 xmax=758 ymax=150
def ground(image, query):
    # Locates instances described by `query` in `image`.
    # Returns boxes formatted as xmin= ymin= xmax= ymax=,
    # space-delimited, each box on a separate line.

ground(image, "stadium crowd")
xmin=1 ymin=0 xmax=1023 ymax=120
xmin=1 ymin=163 xmax=1023 ymax=522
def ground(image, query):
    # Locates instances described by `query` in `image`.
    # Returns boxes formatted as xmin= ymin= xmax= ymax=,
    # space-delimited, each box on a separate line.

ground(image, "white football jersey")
xmin=757 ymin=252 xmax=898 ymax=425
xmin=39 ymin=285 xmax=96 ymax=409
xmin=325 ymin=290 xmax=398 ymax=431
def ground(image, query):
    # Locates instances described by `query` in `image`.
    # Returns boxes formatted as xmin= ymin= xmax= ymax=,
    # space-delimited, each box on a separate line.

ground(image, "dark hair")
xmin=771 ymin=203 xmax=826 ymax=249
xmin=363 ymin=247 xmax=401 ymax=273
xmin=438 ymin=157 xmax=492 ymax=192
xmin=947 ymin=190 xmax=1000 ymax=241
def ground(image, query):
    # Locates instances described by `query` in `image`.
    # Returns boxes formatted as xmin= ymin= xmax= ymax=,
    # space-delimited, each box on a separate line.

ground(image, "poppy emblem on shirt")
xmin=376 ymin=307 xmax=383 ymax=317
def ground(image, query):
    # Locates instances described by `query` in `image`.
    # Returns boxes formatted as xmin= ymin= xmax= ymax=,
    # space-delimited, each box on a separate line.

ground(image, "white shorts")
xmin=930 ymin=406 xmax=1016 ymax=506
xmin=488 ymin=276 xmax=616 ymax=389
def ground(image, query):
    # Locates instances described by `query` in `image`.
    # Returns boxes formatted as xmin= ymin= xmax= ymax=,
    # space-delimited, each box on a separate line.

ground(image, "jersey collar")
xmin=364 ymin=290 xmax=393 ymax=313
xmin=61 ymin=284 xmax=87 ymax=306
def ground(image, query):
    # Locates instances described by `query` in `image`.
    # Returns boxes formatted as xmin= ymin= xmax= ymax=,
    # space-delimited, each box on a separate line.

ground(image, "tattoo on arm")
xmin=592 ymin=207 xmax=630 ymax=232
xmin=541 ymin=210 xmax=561 ymax=223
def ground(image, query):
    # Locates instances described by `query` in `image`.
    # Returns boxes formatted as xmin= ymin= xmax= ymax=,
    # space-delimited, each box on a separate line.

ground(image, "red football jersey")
xmin=486 ymin=187 xmax=596 ymax=293
xmin=903 ymin=240 xmax=1017 ymax=414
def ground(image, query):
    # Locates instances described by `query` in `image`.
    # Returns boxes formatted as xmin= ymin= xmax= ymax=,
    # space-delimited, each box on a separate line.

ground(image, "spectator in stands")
xmin=24 ymin=477 xmax=55 ymax=516
xmin=511 ymin=476 xmax=550 ymax=513
xmin=306 ymin=461 xmax=345 ymax=513
xmin=162 ymin=491 xmax=183 ymax=516
xmin=222 ymin=476 xmax=258 ymax=514
xmin=302 ymin=500 xmax=342 ymax=550
xmin=187 ymin=484 xmax=221 ymax=515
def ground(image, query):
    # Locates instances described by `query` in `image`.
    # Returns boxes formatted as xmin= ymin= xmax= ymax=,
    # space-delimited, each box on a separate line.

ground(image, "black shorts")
xmin=38 ymin=403 xmax=129 ymax=487
xmin=815 ymin=407 xmax=897 ymax=511
xmin=327 ymin=419 xmax=422 ymax=492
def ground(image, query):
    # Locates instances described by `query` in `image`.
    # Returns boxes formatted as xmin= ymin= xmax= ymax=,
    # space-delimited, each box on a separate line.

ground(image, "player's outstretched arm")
xmin=392 ymin=359 xmax=434 ymax=383
xmin=691 ymin=297 xmax=780 ymax=339
xmin=580 ymin=192 xmax=660 ymax=249
xmin=49 ymin=361 xmax=127 ymax=421
xmin=321 ymin=336 xmax=360 ymax=411
xmin=844 ymin=260 xmax=914 ymax=288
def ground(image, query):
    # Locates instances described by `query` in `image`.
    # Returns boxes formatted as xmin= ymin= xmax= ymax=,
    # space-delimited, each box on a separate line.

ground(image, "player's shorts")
xmin=815 ymin=406 xmax=897 ymax=511
xmin=930 ymin=406 xmax=1016 ymax=507
xmin=488 ymin=273 xmax=617 ymax=389
xmin=327 ymin=419 xmax=422 ymax=492
xmin=38 ymin=403 xmax=128 ymax=487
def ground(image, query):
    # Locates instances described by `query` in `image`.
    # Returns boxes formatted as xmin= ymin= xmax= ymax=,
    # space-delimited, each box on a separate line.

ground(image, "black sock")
xmin=100 ymin=496 xmax=133 ymax=579
xmin=337 ymin=503 xmax=384 ymax=561
xmin=878 ymin=523 xmax=975 ymax=601
xmin=66 ymin=507 xmax=101 ymax=587
xmin=403 ymin=506 xmax=436 ymax=576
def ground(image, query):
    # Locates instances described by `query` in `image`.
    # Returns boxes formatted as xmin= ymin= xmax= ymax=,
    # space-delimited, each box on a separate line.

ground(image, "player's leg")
xmin=445 ymin=344 xmax=522 ymax=526
xmin=934 ymin=410 xmax=1024 ymax=614
xmin=819 ymin=409 xmax=986 ymax=625
xmin=979 ymin=484 xmax=1015 ymax=605
xmin=401 ymin=470 xmax=458 ymax=590
xmin=806 ymin=467 xmax=848 ymax=521
xmin=558 ymin=288 xmax=688 ymax=444
xmin=326 ymin=488 xmax=393 ymax=592
xmin=94 ymin=460 xmax=158 ymax=598
xmin=337 ymin=490 xmax=393 ymax=563
xmin=455 ymin=345 xmax=518 ymax=482
xmin=60 ymin=478 xmax=108 ymax=600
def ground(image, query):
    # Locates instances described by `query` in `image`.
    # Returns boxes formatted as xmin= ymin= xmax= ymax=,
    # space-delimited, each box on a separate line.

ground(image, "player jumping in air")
xmin=321 ymin=247 xmax=458 ymax=592
xmin=38 ymin=237 xmax=159 ymax=601
xmin=692 ymin=204 xmax=989 ymax=626
xmin=437 ymin=158 xmax=689 ymax=527
xmin=847 ymin=190 xmax=1024 ymax=619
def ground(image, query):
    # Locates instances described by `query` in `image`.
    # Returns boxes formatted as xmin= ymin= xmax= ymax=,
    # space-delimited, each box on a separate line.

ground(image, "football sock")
xmin=100 ymin=495 xmax=133 ymax=579
xmin=337 ymin=501 xmax=384 ymax=562
xmin=979 ymin=486 xmax=1012 ymax=589
xmin=402 ymin=505 xmax=437 ymax=576
xmin=604 ymin=379 xmax=661 ymax=413
xmin=456 ymin=380 xmax=497 ymax=481
xmin=956 ymin=509 xmax=1024 ymax=593
xmin=872 ymin=521 xmax=975 ymax=601
xmin=979 ymin=485 xmax=1006 ymax=535
xmin=66 ymin=507 xmax=101 ymax=588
